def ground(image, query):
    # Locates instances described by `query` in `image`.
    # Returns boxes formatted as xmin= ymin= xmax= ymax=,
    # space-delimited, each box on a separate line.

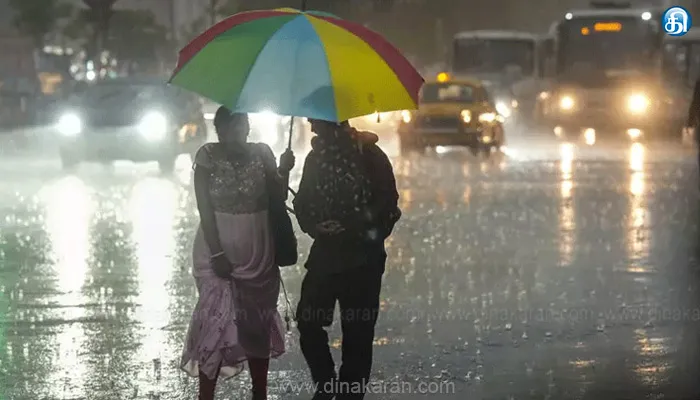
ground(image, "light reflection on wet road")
xmin=1 ymin=132 xmax=700 ymax=399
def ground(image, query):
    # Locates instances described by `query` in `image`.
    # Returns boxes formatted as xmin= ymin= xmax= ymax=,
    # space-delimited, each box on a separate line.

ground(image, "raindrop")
xmin=505 ymin=323 xmax=512 ymax=331
xmin=545 ymin=331 xmax=552 ymax=338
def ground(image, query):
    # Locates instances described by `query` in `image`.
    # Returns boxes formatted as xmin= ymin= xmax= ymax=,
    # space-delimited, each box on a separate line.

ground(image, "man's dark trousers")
xmin=296 ymin=260 xmax=384 ymax=400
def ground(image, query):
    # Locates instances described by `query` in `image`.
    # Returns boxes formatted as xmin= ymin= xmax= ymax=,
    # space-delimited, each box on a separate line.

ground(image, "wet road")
xmin=1 ymin=127 xmax=700 ymax=399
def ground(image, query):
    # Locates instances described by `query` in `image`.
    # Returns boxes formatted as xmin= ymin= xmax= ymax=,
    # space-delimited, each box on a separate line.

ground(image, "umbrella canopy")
xmin=169 ymin=8 xmax=423 ymax=122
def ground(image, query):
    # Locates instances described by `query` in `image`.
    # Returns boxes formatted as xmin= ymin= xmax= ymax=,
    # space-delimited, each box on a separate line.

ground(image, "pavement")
xmin=1 ymin=125 xmax=700 ymax=399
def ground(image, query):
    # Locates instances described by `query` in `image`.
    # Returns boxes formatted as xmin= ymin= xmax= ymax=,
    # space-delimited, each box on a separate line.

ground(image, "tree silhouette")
xmin=8 ymin=0 xmax=73 ymax=48
xmin=181 ymin=0 xmax=244 ymax=42
xmin=65 ymin=8 xmax=170 ymax=69
xmin=81 ymin=0 xmax=118 ymax=62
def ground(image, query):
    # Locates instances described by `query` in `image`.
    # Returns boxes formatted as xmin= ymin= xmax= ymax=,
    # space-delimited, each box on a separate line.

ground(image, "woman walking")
xmin=181 ymin=106 xmax=294 ymax=400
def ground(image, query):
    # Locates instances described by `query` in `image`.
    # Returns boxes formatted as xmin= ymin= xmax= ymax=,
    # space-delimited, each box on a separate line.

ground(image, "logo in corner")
xmin=663 ymin=6 xmax=692 ymax=36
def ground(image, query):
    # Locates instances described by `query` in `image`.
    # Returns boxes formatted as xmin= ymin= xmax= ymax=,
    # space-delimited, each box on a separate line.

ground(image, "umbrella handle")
xmin=287 ymin=115 xmax=294 ymax=149
xmin=282 ymin=117 xmax=295 ymax=201
xmin=287 ymin=0 xmax=303 ymax=197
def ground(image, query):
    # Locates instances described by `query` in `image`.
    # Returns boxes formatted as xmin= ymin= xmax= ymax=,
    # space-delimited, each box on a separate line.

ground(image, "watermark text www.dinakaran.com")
xmin=269 ymin=379 xmax=456 ymax=395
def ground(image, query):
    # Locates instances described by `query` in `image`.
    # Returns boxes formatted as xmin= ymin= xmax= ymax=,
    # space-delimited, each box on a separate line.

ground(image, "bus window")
xmin=557 ymin=16 xmax=657 ymax=74
xmin=537 ymin=38 xmax=555 ymax=78
xmin=453 ymin=38 xmax=535 ymax=77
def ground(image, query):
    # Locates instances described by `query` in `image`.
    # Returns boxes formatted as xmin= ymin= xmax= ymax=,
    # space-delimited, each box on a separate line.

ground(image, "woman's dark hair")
xmin=213 ymin=106 xmax=249 ymax=141
xmin=213 ymin=106 xmax=232 ymax=135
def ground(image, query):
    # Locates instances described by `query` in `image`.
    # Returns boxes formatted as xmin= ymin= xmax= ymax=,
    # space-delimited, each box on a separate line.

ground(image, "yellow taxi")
xmin=397 ymin=72 xmax=505 ymax=155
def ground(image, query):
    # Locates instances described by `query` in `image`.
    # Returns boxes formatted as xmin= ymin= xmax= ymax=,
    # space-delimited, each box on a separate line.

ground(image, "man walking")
xmin=293 ymin=119 xmax=401 ymax=400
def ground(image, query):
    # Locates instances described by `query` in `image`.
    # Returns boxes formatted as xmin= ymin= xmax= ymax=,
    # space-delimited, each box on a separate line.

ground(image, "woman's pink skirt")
xmin=181 ymin=210 xmax=286 ymax=380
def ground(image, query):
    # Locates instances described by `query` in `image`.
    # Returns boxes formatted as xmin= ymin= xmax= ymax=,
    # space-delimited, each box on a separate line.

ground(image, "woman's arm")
xmin=194 ymin=166 xmax=224 ymax=255
xmin=193 ymin=147 xmax=224 ymax=255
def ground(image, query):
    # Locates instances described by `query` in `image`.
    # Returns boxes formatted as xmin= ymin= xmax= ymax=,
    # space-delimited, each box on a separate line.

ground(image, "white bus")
xmin=539 ymin=3 xmax=684 ymax=140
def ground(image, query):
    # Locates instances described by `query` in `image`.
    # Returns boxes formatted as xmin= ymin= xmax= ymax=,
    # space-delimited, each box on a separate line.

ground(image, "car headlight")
xmin=57 ymin=113 xmax=82 ymax=136
xmin=627 ymin=94 xmax=649 ymax=114
xmin=138 ymin=111 xmax=168 ymax=141
xmin=461 ymin=110 xmax=471 ymax=123
xmin=401 ymin=110 xmax=412 ymax=123
xmin=559 ymin=95 xmax=575 ymax=110
xmin=495 ymin=101 xmax=511 ymax=118
xmin=479 ymin=112 xmax=496 ymax=123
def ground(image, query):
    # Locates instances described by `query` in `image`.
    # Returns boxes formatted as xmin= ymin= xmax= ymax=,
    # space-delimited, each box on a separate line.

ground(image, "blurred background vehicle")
xmin=53 ymin=77 xmax=206 ymax=172
xmin=536 ymin=3 xmax=686 ymax=143
xmin=449 ymin=30 xmax=550 ymax=128
xmin=397 ymin=73 xmax=505 ymax=156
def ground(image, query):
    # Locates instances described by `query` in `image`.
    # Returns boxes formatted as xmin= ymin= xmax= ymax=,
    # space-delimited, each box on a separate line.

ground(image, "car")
xmin=54 ymin=77 xmax=207 ymax=172
xmin=397 ymin=72 xmax=506 ymax=155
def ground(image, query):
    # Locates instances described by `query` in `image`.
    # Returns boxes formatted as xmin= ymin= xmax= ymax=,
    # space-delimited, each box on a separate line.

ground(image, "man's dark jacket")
xmin=293 ymin=129 xmax=401 ymax=273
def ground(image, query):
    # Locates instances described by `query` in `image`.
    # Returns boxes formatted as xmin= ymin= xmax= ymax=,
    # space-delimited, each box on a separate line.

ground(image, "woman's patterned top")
xmin=194 ymin=143 xmax=274 ymax=215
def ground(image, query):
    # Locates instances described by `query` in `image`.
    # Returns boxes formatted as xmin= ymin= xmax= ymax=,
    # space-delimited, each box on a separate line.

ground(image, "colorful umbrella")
xmin=169 ymin=8 xmax=423 ymax=123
